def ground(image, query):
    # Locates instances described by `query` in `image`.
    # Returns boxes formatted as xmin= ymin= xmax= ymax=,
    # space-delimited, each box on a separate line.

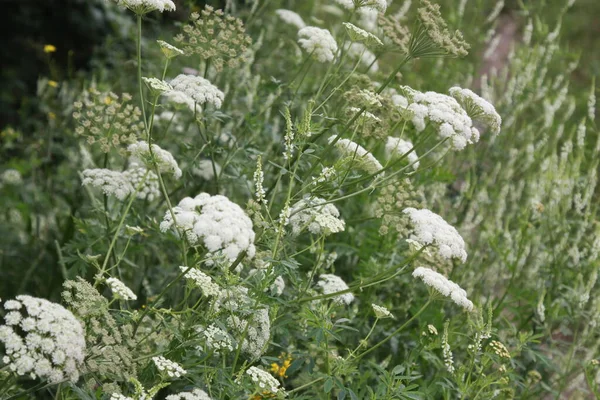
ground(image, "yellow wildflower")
xmin=269 ymin=353 xmax=293 ymax=379
xmin=44 ymin=44 xmax=57 ymax=53
xmin=48 ymin=80 xmax=58 ymax=88
xmin=48 ymin=112 xmax=56 ymax=120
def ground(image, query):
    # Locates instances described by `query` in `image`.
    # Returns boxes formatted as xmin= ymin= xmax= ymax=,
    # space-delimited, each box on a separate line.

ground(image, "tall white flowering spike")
xmin=317 ymin=274 xmax=354 ymax=305
xmin=0 ymin=296 xmax=86 ymax=383
xmin=412 ymin=267 xmax=474 ymax=311
xmin=160 ymin=193 xmax=256 ymax=261
xmin=168 ymin=75 xmax=224 ymax=109
xmin=449 ymin=87 xmax=502 ymax=135
xmin=403 ymin=207 xmax=467 ymax=262
xmin=401 ymin=86 xmax=480 ymax=150
xmin=288 ymin=197 xmax=345 ymax=236
xmin=385 ymin=137 xmax=419 ymax=170
xmin=112 ymin=0 xmax=175 ymax=14
xmin=81 ymin=169 xmax=134 ymax=200
xmin=166 ymin=389 xmax=213 ymax=400
xmin=196 ymin=324 xmax=233 ymax=353
xmin=127 ymin=141 xmax=182 ymax=179
xmin=329 ymin=136 xmax=384 ymax=175
xmin=298 ymin=27 xmax=338 ymax=63
xmin=245 ymin=366 xmax=282 ymax=394
xmin=106 ymin=277 xmax=137 ymax=300
xmin=275 ymin=9 xmax=306 ymax=28
xmin=180 ymin=266 xmax=221 ymax=297
xmin=152 ymin=356 xmax=187 ymax=379
xmin=253 ymin=156 xmax=268 ymax=205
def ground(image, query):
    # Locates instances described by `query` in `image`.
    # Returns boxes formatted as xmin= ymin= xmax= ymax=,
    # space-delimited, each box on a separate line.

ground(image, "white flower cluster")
xmin=275 ymin=9 xmax=306 ymax=28
xmin=400 ymin=86 xmax=480 ymax=150
xmin=288 ymin=197 xmax=345 ymax=236
xmin=227 ymin=308 xmax=270 ymax=359
xmin=345 ymin=43 xmax=379 ymax=72
xmin=372 ymin=304 xmax=394 ymax=319
xmin=0 ymin=296 xmax=86 ymax=383
xmin=110 ymin=394 xmax=133 ymax=400
xmin=403 ymin=207 xmax=467 ymax=262
xmin=449 ymin=87 xmax=502 ymax=135
xmin=246 ymin=366 xmax=282 ymax=394
xmin=112 ymin=0 xmax=175 ymax=14
xmin=152 ymin=356 xmax=187 ymax=378
xmin=180 ymin=266 xmax=221 ymax=297
xmin=160 ymin=193 xmax=256 ymax=261
xmin=157 ymin=40 xmax=184 ymax=59
xmin=342 ymin=22 xmax=383 ymax=47
xmin=163 ymin=90 xmax=196 ymax=111
xmin=142 ymin=77 xmax=173 ymax=94
xmin=329 ymin=136 xmax=383 ymax=175
xmin=196 ymin=324 xmax=233 ymax=352
xmin=192 ymin=159 xmax=221 ymax=181
xmin=2 ymin=169 xmax=23 ymax=185
xmin=106 ymin=277 xmax=137 ymax=300
xmin=385 ymin=137 xmax=419 ymax=170
xmin=412 ymin=267 xmax=474 ymax=311
xmin=169 ymin=75 xmax=224 ymax=109
xmin=317 ymin=274 xmax=354 ymax=305
xmin=298 ymin=27 xmax=338 ymax=63
xmin=128 ymin=141 xmax=182 ymax=179
xmin=166 ymin=389 xmax=213 ymax=400
xmin=81 ymin=164 xmax=160 ymax=201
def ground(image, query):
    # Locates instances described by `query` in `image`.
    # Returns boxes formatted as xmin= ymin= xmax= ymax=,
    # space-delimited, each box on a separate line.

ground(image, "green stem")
xmin=137 ymin=15 xmax=148 ymax=135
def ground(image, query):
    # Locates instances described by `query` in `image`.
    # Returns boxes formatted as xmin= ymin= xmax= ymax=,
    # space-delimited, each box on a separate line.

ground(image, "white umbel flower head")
xmin=196 ymin=324 xmax=233 ymax=353
xmin=245 ymin=366 xmax=282 ymax=394
xmin=275 ymin=9 xmax=306 ymax=28
xmin=342 ymin=22 xmax=383 ymax=47
xmin=123 ymin=163 xmax=161 ymax=201
xmin=160 ymin=193 xmax=256 ymax=261
xmin=329 ymin=136 xmax=383 ymax=175
xmin=317 ymin=274 xmax=354 ymax=305
xmin=152 ymin=356 xmax=187 ymax=379
xmin=334 ymin=0 xmax=387 ymax=12
xmin=157 ymin=40 xmax=184 ymax=59
xmin=0 ymin=296 xmax=86 ymax=383
xmin=298 ymin=27 xmax=338 ymax=63
xmin=166 ymin=389 xmax=213 ymax=400
xmin=127 ymin=141 xmax=182 ymax=179
xmin=1 ymin=169 xmax=22 ymax=185
xmin=142 ymin=77 xmax=172 ymax=95
xmin=106 ymin=277 xmax=137 ymax=300
xmin=169 ymin=75 xmax=224 ymax=109
xmin=180 ymin=266 xmax=221 ymax=297
xmin=372 ymin=304 xmax=394 ymax=319
xmin=412 ymin=267 xmax=474 ymax=311
xmin=385 ymin=137 xmax=419 ymax=170
xmin=288 ymin=197 xmax=345 ymax=236
xmin=192 ymin=159 xmax=221 ymax=181
xmin=112 ymin=0 xmax=175 ymax=14
xmin=449 ymin=87 xmax=502 ymax=135
xmin=345 ymin=43 xmax=379 ymax=72
xmin=81 ymin=169 xmax=134 ymax=200
xmin=403 ymin=207 xmax=467 ymax=262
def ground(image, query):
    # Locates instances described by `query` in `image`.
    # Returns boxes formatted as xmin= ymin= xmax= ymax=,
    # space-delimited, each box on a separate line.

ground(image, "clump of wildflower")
xmin=401 ymin=86 xmax=479 ymax=150
xmin=152 ymin=356 xmax=186 ymax=379
xmin=111 ymin=0 xmax=175 ymax=14
xmin=160 ymin=193 xmax=256 ymax=261
xmin=270 ymin=353 xmax=293 ymax=378
xmin=81 ymin=169 xmax=134 ymax=201
xmin=413 ymin=0 xmax=470 ymax=58
xmin=245 ymin=366 xmax=282 ymax=394
xmin=196 ymin=324 xmax=233 ymax=353
xmin=385 ymin=137 xmax=419 ymax=169
xmin=378 ymin=14 xmax=410 ymax=54
xmin=123 ymin=163 xmax=161 ymax=201
xmin=168 ymin=75 xmax=224 ymax=109
xmin=403 ymin=207 xmax=467 ymax=262
xmin=106 ymin=277 xmax=137 ymax=301
xmin=298 ymin=27 xmax=338 ymax=63
xmin=317 ymin=274 xmax=354 ymax=305
xmin=163 ymin=90 xmax=196 ymax=111
xmin=449 ymin=87 xmax=502 ymax=135
xmin=192 ymin=159 xmax=221 ymax=181
xmin=73 ymin=90 xmax=143 ymax=153
xmin=442 ymin=320 xmax=455 ymax=373
xmin=329 ymin=136 xmax=383 ymax=175
xmin=375 ymin=177 xmax=422 ymax=236
xmin=180 ymin=266 xmax=221 ymax=297
xmin=226 ymin=308 xmax=270 ymax=359
xmin=1 ymin=169 xmax=23 ymax=185
xmin=343 ymin=22 xmax=383 ymax=47
xmin=166 ymin=389 xmax=213 ymax=400
xmin=345 ymin=43 xmax=379 ymax=72
xmin=275 ymin=9 xmax=306 ymax=29
xmin=253 ymin=156 xmax=268 ymax=205
xmin=0 ymin=295 xmax=86 ymax=383
xmin=288 ymin=197 xmax=345 ymax=236
xmin=128 ymin=141 xmax=182 ymax=179
xmin=412 ymin=267 xmax=474 ymax=311
xmin=174 ymin=5 xmax=252 ymax=71
xmin=157 ymin=40 xmax=184 ymax=59
xmin=372 ymin=304 xmax=394 ymax=319
xmin=489 ymin=340 xmax=511 ymax=359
